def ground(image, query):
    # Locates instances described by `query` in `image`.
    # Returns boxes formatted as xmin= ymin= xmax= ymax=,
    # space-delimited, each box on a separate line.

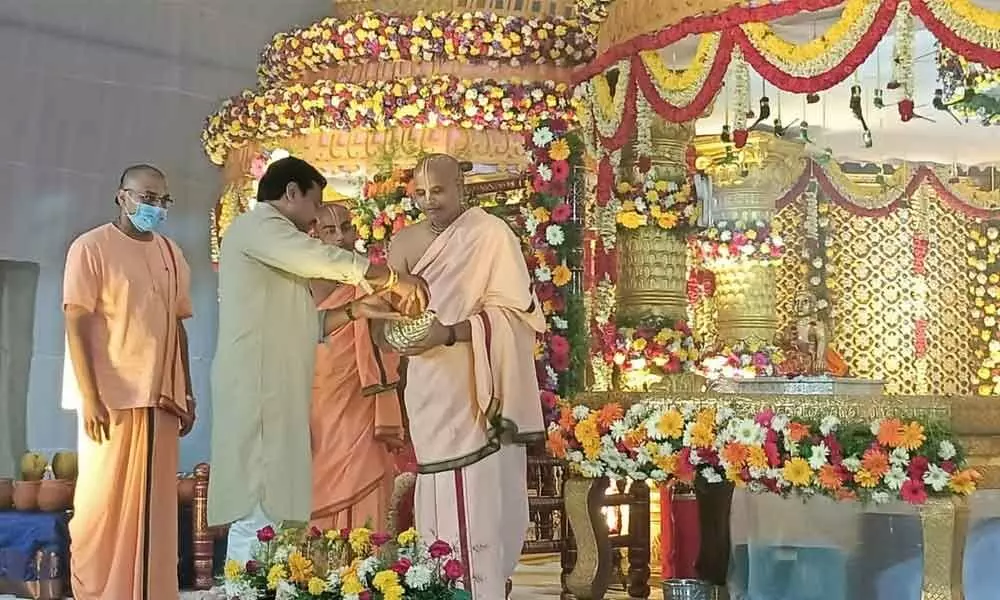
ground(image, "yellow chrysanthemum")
xmin=747 ymin=446 xmax=769 ymax=470
xmin=288 ymin=551 xmax=314 ymax=584
xmin=782 ymin=457 xmax=813 ymax=486
xmin=656 ymin=409 xmax=684 ymax=439
xmin=552 ymin=264 xmax=572 ymax=287
xmin=349 ymin=527 xmax=372 ymax=553
xmin=224 ymin=559 xmax=243 ymax=581
xmin=373 ymin=570 xmax=400 ymax=591
xmin=396 ymin=526 xmax=418 ymax=547
xmin=267 ymin=565 xmax=288 ymax=591
xmin=341 ymin=572 xmax=364 ymax=596
xmin=617 ymin=211 xmax=646 ymax=229
xmin=689 ymin=421 xmax=715 ymax=448
xmin=854 ymin=469 xmax=879 ymax=488
xmin=384 ymin=584 xmax=405 ymax=600
xmin=308 ymin=577 xmax=327 ymax=596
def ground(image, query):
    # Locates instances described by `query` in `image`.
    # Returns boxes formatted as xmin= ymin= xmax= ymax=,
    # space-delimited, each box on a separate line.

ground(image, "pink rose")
xmin=308 ymin=526 xmax=322 ymax=539
xmin=371 ymin=532 xmax=391 ymax=546
xmin=339 ymin=528 xmax=351 ymax=540
xmin=359 ymin=591 xmax=372 ymax=600
xmin=443 ymin=559 xmax=465 ymax=580
xmin=256 ymin=525 xmax=276 ymax=543
xmin=428 ymin=539 xmax=453 ymax=559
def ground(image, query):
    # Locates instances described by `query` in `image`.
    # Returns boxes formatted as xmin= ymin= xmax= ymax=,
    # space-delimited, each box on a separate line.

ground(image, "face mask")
xmin=127 ymin=201 xmax=167 ymax=232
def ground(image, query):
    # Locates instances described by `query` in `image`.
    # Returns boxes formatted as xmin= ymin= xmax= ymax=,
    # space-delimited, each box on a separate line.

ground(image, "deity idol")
xmin=781 ymin=291 xmax=849 ymax=376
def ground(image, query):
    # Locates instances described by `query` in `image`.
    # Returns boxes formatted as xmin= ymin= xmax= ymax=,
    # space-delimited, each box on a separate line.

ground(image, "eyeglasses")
xmin=122 ymin=188 xmax=174 ymax=208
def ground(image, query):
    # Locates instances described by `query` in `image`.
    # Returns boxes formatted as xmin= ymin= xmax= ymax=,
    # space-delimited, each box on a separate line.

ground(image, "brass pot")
xmin=12 ymin=480 xmax=40 ymax=511
xmin=37 ymin=479 xmax=74 ymax=512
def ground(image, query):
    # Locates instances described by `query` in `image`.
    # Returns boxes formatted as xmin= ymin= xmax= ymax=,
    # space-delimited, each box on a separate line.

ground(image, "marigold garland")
xmin=577 ymin=0 xmax=1000 ymax=155
xmin=201 ymin=76 xmax=574 ymax=165
xmin=257 ymin=11 xmax=596 ymax=86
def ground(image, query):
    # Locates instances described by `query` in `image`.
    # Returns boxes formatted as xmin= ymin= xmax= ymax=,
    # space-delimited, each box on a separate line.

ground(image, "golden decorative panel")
xmin=922 ymin=188 xmax=976 ymax=396
xmin=829 ymin=204 xmax=915 ymax=394
xmin=773 ymin=202 xmax=806 ymax=338
xmin=828 ymin=187 xmax=975 ymax=395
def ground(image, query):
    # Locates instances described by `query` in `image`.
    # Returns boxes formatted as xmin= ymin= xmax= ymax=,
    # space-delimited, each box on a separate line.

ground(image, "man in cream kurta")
xmin=210 ymin=157 xmax=427 ymax=562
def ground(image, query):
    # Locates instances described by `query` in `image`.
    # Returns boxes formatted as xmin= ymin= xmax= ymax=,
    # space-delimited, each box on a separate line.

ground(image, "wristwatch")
xmin=445 ymin=325 xmax=457 ymax=347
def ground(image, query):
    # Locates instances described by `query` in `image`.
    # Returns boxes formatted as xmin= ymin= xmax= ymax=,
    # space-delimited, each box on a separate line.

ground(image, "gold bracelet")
xmin=383 ymin=267 xmax=399 ymax=291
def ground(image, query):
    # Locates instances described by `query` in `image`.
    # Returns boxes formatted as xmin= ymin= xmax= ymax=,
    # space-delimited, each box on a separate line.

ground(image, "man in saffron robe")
xmin=387 ymin=154 xmax=546 ymax=600
xmin=64 ymin=164 xmax=195 ymax=600
xmin=310 ymin=203 xmax=405 ymax=531
xmin=210 ymin=157 xmax=427 ymax=563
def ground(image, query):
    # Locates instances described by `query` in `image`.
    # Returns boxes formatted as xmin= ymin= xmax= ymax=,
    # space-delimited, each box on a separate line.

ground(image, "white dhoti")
xmin=225 ymin=503 xmax=280 ymax=564
xmin=414 ymin=445 xmax=528 ymax=600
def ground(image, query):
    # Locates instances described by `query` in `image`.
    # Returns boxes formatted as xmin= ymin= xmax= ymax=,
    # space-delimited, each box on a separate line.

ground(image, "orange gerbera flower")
xmin=948 ymin=469 xmax=981 ymax=495
xmin=786 ymin=422 xmax=810 ymax=442
xmin=597 ymin=403 xmax=624 ymax=430
xmin=558 ymin=406 xmax=575 ymax=431
xmin=817 ymin=465 xmax=844 ymax=490
xmin=835 ymin=489 xmax=857 ymax=501
xmin=861 ymin=448 xmax=890 ymax=477
xmin=546 ymin=430 xmax=568 ymax=459
xmin=721 ymin=442 xmax=749 ymax=467
xmin=623 ymin=429 xmax=646 ymax=451
xmin=899 ymin=421 xmax=926 ymax=450
xmin=877 ymin=419 xmax=904 ymax=448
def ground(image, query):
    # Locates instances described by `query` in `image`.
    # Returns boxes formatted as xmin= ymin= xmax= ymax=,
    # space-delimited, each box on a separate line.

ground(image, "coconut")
xmin=51 ymin=451 xmax=79 ymax=480
xmin=19 ymin=452 xmax=48 ymax=481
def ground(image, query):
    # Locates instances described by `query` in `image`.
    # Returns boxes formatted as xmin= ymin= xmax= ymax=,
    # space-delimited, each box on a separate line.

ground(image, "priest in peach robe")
xmin=310 ymin=203 xmax=405 ymax=531
xmin=63 ymin=165 xmax=195 ymax=600
xmin=387 ymin=154 xmax=546 ymax=600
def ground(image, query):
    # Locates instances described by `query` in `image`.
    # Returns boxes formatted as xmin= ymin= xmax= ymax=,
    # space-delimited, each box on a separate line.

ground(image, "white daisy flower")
xmin=938 ymin=440 xmax=957 ymax=461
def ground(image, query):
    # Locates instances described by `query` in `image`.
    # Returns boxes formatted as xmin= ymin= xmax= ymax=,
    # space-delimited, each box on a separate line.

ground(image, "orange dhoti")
xmin=70 ymin=408 xmax=179 ymax=600
xmin=310 ymin=286 xmax=403 ymax=532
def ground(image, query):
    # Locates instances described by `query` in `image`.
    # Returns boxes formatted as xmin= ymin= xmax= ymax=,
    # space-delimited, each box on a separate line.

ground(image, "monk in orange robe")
xmin=63 ymin=165 xmax=195 ymax=600
xmin=387 ymin=155 xmax=546 ymax=600
xmin=309 ymin=203 xmax=405 ymax=531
